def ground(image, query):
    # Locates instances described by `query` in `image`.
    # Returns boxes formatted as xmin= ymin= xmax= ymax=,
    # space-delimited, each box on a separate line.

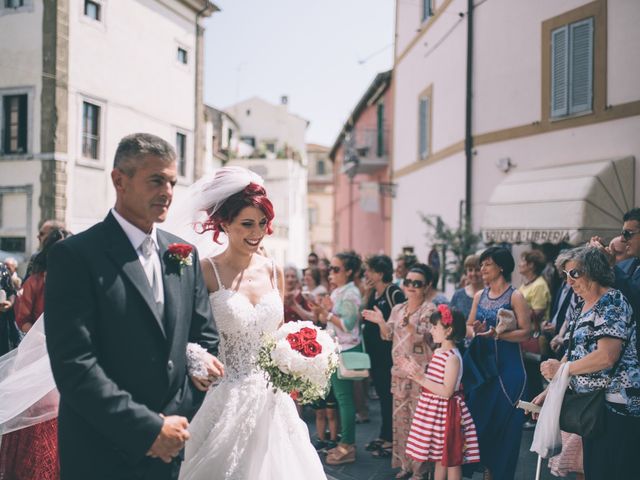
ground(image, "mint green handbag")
xmin=337 ymin=335 xmax=371 ymax=380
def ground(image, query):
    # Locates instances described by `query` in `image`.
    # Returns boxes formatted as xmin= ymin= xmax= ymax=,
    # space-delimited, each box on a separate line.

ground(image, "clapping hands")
xmin=396 ymin=356 xmax=422 ymax=379
xmin=362 ymin=306 xmax=384 ymax=325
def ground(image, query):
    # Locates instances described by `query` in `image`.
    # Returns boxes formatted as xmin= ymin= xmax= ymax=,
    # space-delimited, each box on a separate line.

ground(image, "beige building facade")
xmin=306 ymin=143 xmax=334 ymax=259
xmin=392 ymin=0 xmax=640 ymax=269
xmin=0 ymin=0 xmax=217 ymax=258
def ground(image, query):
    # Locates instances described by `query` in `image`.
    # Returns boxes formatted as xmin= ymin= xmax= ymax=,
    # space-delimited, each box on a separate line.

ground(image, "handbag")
xmin=558 ymin=308 xmax=628 ymax=438
xmin=337 ymin=328 xmax=371 ymax=380
xmin=559 ymin=388 xmax=605 ymax=438
xmin=495 ymin=307 xmax=517 ymax=334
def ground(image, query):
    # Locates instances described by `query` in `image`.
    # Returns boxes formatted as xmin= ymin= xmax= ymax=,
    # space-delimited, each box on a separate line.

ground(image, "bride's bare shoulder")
xmin=200 ymin=256 xmax=220 ymax=293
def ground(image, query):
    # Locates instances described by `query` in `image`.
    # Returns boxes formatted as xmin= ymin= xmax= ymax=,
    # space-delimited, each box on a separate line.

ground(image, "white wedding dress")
xmin=179 ymin=260 xmax=327 ymax=480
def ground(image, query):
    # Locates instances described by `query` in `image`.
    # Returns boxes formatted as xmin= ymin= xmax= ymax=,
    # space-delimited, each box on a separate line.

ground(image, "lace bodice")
xmin=207 ymin=259 xmax=283 ymax=381
xmin=209 ymin=289 xmax=282 ymax=380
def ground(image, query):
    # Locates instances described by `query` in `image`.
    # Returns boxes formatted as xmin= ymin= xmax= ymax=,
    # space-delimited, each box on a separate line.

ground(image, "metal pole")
xmin=464 ymin=0 xmax=475 ymax=229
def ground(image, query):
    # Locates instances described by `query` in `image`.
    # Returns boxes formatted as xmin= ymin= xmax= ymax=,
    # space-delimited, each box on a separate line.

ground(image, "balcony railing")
xmin=341 ymin=127 xmax=389 ymax=177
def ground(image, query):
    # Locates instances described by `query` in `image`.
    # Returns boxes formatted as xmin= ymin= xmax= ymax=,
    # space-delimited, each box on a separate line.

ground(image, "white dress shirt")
xmin=111 ymin=208 xmax=164 ymax=305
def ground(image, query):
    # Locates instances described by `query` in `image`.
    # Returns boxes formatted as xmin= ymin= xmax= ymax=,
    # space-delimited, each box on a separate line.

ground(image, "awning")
xmin=482 ymin=156 xmax=635 ymax=245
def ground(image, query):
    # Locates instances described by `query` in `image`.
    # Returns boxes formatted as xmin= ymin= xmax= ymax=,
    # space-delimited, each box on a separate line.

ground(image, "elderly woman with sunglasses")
xmin=533 ymin=246 xmax=640 ymax=479
xmin=316 ymin=251 xmax=363 ymax=465
xmin=364 ymin=263 xmax=438 ymax=479
xmin=463 ymin=246 xmax=531 ymax=480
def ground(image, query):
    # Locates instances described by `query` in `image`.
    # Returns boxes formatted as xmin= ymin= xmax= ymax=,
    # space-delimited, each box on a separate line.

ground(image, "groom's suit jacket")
xmin=45 ymin=212 xmax=219 ymax=480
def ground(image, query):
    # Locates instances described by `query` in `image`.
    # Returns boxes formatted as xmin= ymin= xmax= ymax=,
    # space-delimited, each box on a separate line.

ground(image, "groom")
xmin=45 ymin=133 xmax=222 ymax=480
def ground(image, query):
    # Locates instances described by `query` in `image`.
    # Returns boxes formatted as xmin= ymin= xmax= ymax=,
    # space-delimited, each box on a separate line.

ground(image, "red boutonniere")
xmin=167 ymin=243 xmax=193 ymax=272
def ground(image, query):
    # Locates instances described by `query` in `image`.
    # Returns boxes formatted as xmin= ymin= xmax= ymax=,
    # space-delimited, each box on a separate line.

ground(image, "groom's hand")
xmin=146 ymin=414 xmax=190 ymax=463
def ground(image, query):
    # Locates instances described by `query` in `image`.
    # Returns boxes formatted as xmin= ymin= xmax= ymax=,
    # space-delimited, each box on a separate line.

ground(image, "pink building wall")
xmin=332 ymin=81 xmax=393 ymax=257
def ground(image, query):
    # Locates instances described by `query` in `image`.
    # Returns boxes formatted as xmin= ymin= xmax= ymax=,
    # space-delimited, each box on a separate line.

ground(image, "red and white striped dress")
xmin=405 ymin=348 xmax=480 ymax=466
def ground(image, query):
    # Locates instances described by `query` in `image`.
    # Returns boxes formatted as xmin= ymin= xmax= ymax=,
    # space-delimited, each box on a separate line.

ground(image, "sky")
xmin=202 ymin=0 xmax=395 ymax=147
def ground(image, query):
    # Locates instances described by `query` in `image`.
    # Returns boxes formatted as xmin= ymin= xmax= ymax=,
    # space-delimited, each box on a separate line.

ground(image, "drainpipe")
xmin=464 ymin=0 xmax=474 ymax=230
xmin=194 ymin=3 xmax=213 ymax=180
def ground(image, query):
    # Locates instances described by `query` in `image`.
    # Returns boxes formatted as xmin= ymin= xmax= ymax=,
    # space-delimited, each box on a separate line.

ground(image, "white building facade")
xmin=225 ymin=96 xmax=309 ymax=163
xmin=306 ymin=143 xmax=334 ymax=259
xmin=0 ymin=0 xmax=216 ymax=257
xmin=392 ymin=0 xmax=640 ymax=266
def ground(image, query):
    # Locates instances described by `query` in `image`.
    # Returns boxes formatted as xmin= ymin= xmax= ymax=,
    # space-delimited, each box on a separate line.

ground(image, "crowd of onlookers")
xmin=2 ymin=209 xmax=640 ymax=480
xmin=0 ymin=219 xmax=70 ymax=480
xmin=284 ymin=209 xmax=640 ymax=480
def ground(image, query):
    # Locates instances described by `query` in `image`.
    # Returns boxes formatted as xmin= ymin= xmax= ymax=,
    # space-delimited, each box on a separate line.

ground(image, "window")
xmin=316 ymin=159 xmax=326 ymax=176
xmin=177 ymin=47 xmax=188 ymax=65
xmin=309 ymin=207 xmax=318 ymax=227
xmin=5 ymin=0 xmax=24 ymax=8
xmin=82 ymin=101 xmax=100 ymax=159
xmin=265 ymin=142 xmax=276 ymax=153
xmin=2 ymin=94 xmax=27 ymax=154
xmin=0 ymin=237 xmax=26 ymax=252
xmin=376 ymin=102 xmax=384 ymax=157
xmin=84 ymin=0 xmax=101 ymax=21
xmin=176 ymin=132 xmax=186 ymax=176
xmin=418 ymin=95 xmax=430 ymax=160
xmin=551 ymin=17 xmax=594 ymax=118
xmin=240 ymin=136 xmax=255 ymax=147
xmin=421 ymin=0 xmax=433 ymax=22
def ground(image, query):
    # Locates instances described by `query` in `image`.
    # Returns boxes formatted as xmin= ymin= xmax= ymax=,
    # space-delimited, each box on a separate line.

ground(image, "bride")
xmin=170 ymin=166 xmax=327 ymax=479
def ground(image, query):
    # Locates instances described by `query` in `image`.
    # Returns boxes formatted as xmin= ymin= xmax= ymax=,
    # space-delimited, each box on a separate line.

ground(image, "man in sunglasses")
xmin=592 ymin=208 xmax=640 ymax=359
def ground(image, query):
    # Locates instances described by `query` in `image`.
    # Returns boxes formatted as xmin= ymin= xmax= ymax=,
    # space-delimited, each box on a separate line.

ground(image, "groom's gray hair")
xmin=114 ymin=133 xmax=176 ymax=176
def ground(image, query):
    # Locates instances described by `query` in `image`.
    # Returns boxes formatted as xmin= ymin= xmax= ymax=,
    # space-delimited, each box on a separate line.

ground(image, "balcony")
xmin=341 ymin=127 xmax=389 ymax=177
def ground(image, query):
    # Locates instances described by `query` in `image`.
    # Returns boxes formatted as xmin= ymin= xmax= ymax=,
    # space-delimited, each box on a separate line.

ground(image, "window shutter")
xmin=377 ymin=102 xmax=384 ymax=157
xmin=419 ymin=97 xmax=429 ymax=159
xmin=551 ymin=26 xmax=569 ymax=117
xmin=422 ymin=0 xmax=432 ymax=22
xmin=569 ymin=17 xmax=593 ymax=114
xmin=17 ymin=94 xmax=27 ymax=153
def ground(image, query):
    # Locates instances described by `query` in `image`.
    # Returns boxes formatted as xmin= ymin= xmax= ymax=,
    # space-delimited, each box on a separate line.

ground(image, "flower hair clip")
xmin=437 ymin=304 xmax=453 ymax=326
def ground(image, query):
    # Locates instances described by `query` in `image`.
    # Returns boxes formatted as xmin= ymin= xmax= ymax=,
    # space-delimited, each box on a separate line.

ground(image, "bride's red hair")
xmin=198 ymin=183 xmax=274 ymax=244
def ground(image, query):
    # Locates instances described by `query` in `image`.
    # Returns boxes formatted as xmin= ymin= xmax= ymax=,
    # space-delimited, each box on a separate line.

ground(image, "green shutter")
xmin=419 ymin=97 xmax=429 ymax=159
xmin=422 ymin=0 xmax=432 ymax=22
xmin=569 ymin=17 xmax=594 ymax=114
xmin=377 ymin=103 xmax=384 ymax=157
xmin=551 ymin=26 xmax=569 ymax=117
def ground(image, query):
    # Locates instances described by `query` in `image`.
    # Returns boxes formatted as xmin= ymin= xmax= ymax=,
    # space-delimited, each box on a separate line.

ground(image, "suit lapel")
xmin=157 ymin=230 xmax=182 ymax=343
xmin=103 ymin=213 xmax=166 ymax=338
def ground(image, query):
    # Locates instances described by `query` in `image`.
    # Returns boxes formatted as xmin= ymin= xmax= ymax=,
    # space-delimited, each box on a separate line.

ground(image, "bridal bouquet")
xmin=257 ymin=321 xmax=339 ymax=403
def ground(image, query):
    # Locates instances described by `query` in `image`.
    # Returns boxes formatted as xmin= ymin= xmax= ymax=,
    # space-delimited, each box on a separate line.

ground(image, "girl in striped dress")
xmin=398 ymin=305 xmax=480 ymax=480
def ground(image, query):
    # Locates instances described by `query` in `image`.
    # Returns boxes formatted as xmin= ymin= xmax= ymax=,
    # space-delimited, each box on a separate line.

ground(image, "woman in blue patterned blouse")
xmin=535 ymin=246 xmax=640 ymax=480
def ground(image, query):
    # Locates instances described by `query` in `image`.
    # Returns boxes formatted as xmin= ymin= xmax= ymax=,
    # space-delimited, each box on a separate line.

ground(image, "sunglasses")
xmin=562 ymin=268 xmax=584 ymax=280
xmin=403 ymin=279 xmax=426 ymax=288
xmin=621 ymin=229 xmax=640 ymax=241
xmin=329 ymin=266 xmax=342 ymax=274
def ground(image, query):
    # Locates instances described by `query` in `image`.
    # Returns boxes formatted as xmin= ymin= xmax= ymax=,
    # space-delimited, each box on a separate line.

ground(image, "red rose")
xmin=168 ymin=243 xmax=193 ymax=258
xmin=290 ymin=390 xmax=299 ymax=401
xmin=301 ymin=340 xmax=322 ymax=358
xmin=286 ymin=333 xmax=304 ymax=351
xmin=299 ymin=327 xmax=317 ymax=341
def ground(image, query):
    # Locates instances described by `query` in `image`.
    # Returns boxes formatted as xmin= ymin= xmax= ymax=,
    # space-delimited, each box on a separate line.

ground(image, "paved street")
xmin=303 ymin=394 xmax=578 ymax=480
